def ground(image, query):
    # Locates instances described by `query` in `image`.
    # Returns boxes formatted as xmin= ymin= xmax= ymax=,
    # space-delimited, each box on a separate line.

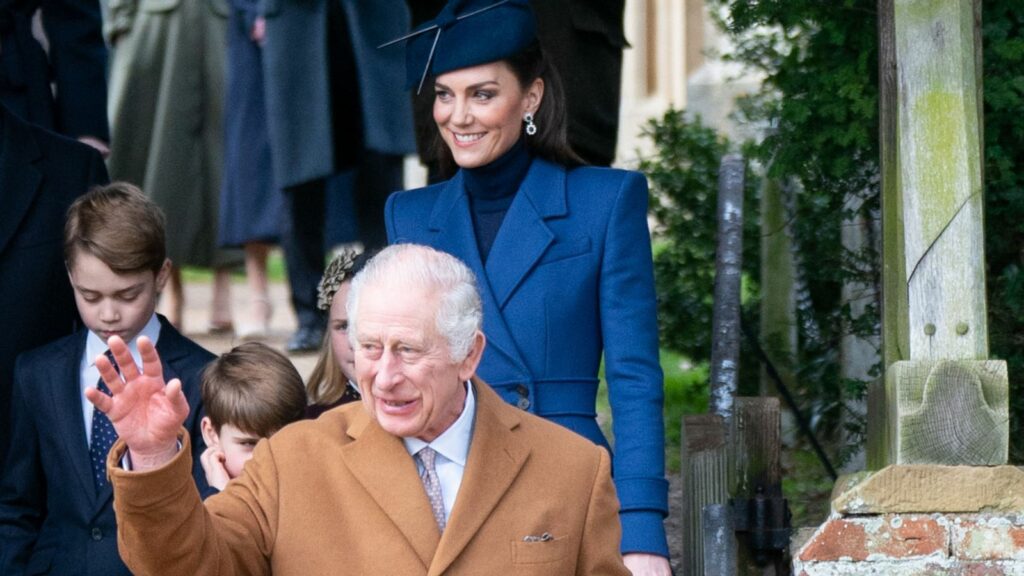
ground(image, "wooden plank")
xmin=734 ymin=398 xmax=783 ymax=575
xmin=682 ymin=415 xmax=729 ymax=576
xmin=894 ymin=0 xmax=987 ymax=360
xmin=758 ymin=176 xmax=797 ymax=401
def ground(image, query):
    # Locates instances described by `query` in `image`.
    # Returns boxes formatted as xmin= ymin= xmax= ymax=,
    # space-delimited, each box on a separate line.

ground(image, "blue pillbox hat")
xmin=380 ymin=0 xmax=537 ymax=94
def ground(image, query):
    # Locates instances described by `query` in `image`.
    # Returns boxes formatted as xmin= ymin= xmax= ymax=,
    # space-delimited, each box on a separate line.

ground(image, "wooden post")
xmin=758 ymin=175 xmax=797 ymax=401
xmin=733 ymin=397 xmax=786 ymax=575
xmin=870 ymin=0 xmax=1006 ymax=467
xmin=896 ymin=0 xmax=987 ymax=361
xmin=682 ymin=415 xmax=730 ymax=576
xmin=709 ymin=154 xmax=745 ymax=426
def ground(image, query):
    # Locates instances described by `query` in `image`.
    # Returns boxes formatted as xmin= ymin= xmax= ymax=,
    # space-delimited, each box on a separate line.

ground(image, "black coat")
xmin=0 ymin=104 xmax=107 ymax=465
xmin=0 ymin=0 xmax=109 ymax=140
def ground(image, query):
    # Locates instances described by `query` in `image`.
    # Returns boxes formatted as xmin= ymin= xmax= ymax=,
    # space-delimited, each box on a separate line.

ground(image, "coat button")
xmin=517 ymin=397 xmax=531 ymax=410
xmin=91 ymin=527 xmax=103 ymax=541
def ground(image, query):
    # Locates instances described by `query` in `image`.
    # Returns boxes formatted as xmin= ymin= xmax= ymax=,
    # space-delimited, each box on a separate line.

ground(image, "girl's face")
xmin=329 ymin=282 xmax=355 ymax=383
xmin=433 ymin=61 xmax=543 ymax=169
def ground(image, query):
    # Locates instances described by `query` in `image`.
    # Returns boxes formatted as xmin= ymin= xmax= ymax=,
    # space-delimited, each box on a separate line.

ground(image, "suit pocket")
xmin=538 ymin=237 xmax=591 ymax=266
xmin=511 ymin=535 xmax=569 ymax=565
xmin=140 ymin=0 xmax=181 ymax=13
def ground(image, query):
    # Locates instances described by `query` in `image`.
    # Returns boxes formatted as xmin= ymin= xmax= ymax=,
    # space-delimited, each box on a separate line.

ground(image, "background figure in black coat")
xmin=0 ymin=103 xmax=107 ymax=466
xmin=0 ymin=0 xmax=109 ymax=148
xmin=406 ymin=0 xmax=626 ymax=175
xmin=262 ymin=0 xmax=413 ymax=352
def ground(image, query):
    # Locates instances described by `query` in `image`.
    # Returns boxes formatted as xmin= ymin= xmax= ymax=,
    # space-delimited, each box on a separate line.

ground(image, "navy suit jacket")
xmin=0 ymin=104 xmax=107 ymax=465
xmin=0 ymin=317 xmax=214 ymax=575
xmin=385 ymin=157 xmax=669 ymax=556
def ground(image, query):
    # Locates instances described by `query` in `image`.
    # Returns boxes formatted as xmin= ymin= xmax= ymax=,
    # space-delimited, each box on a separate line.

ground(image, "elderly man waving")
xmin=87 ymin=243 xmax=628 ymax=575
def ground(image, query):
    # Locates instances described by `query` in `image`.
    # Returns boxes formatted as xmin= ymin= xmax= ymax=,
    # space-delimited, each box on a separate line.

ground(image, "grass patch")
xmin=181 ymin=250 xmax=288 ymax=283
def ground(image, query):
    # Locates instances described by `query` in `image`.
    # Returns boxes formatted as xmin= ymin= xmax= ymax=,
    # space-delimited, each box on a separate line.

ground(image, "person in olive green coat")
xmin=106 ymin=0 xmax=241 ymax=331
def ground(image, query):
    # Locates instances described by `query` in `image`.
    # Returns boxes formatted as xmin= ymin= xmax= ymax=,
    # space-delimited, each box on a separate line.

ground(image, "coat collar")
xmin=423 ymin=158 xmax=569 ymax=382
xmin=429 ymin=378 xmax=528 ymax=576
xmin=340 ymin=378 xmax=529 ymax=574
xmin=0 ymin=106 xmax=44 ymax=258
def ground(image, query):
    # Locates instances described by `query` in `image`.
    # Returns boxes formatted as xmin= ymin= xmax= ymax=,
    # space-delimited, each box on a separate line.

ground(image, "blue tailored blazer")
xmin=0 ymin=316 xmax=215 ymax=576
xmin=385 ymin=157 xmax=669 ymax=557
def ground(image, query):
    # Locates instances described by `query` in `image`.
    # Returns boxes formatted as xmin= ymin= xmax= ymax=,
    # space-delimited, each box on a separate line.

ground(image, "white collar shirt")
xmin=403 ymin=381 xmax=476 ymax=524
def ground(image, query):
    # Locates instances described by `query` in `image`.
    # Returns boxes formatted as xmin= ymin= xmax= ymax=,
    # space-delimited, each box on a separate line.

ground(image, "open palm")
xmin=85 ymin=335 xmax=189 ymax=469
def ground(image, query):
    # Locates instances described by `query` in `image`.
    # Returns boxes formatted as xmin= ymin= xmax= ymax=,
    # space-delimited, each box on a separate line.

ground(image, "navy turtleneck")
xmin=463 ymin=137 xmax=532 ymax=263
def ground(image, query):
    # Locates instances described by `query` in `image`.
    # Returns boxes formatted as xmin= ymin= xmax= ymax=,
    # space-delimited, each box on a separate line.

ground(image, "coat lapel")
xmin=428 ymin=380 xmax=529 ymax=576
xmin=428 ymin=174 xmax=531 ymax=381
xmin=341 ymin=413 xmax=441 ymax=569
xmin=49 ymin=332 xmax=99 ymax=510
xmin=483 ymin=158 xmax=568 ymax=309
xmin=0 ymin=109 xmax=44 ymax=257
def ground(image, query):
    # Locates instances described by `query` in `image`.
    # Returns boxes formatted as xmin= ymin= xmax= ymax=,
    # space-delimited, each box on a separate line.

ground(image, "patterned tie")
xmin=89 ymin=350 xmax=119 ymax=491
xmin=416 ymin=447 xmax=446 ymax=532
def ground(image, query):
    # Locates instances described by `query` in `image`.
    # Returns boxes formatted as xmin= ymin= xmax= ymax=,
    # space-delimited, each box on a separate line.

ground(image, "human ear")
xmin=457 ymin=331 xmax=486 ymax=382
xmin=154 ymin=259 xmax=172 ymax=292
xmin=200 ymin=416 xmax=220 ymax=448
xmin=525 ymin=77 xmax=544 ymax=115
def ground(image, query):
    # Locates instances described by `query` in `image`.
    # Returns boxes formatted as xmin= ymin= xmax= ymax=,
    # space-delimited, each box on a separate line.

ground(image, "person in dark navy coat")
xmin=0 ymin=103 xmax=107 ymax=466
xmin=384 ymin=1 xmax=670 ymax=573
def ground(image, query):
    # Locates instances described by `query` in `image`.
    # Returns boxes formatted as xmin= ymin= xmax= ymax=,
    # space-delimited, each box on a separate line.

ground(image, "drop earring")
xmin=524 ymin=112 xmax=537 ymax=136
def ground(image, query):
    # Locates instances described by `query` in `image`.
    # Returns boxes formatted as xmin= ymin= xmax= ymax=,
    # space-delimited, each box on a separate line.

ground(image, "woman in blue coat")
xmin=384 ymin=1 xmax=670 ymax=572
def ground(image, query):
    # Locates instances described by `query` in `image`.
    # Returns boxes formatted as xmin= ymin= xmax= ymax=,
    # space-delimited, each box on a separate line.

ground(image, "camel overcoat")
xmin=109 ymin=380 xmax=629 ymax=576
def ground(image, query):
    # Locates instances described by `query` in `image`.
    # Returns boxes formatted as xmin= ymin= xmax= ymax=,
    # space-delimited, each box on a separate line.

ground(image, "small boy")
xmin=199 ymin=342 xmax=307 ymax=490
xmin=0 ymin=182 xmax=215 ymax=576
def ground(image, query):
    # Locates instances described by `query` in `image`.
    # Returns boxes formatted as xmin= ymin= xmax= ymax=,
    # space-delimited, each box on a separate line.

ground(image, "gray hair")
xmin=347 ymin=244 xmax=483 ymax=362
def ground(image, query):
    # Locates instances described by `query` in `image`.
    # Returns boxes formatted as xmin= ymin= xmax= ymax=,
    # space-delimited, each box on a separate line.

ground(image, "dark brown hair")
xmin=201 ymin=343 xmax=307 ymax=437
xmin=430 ymin=42 xmax=584 ymax=178
xmin=64 ymin=182 xmax=167 ymax=274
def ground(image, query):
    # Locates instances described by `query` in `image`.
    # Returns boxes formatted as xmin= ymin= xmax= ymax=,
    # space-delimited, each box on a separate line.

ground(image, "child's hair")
xmin=201 ymin=343 xmax=307 ymax=437
xmin=307 ymin=249 xmax=373 ymax=406
xmin=64 ymin=182 xmax=167 ymax=274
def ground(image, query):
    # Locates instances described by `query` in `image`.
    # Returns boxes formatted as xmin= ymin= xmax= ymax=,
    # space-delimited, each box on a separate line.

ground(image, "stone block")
xmin=832 ymin=465 xmax=1024 ymax=515
xmin=869 ymin=360 xmax=1008 ymax=467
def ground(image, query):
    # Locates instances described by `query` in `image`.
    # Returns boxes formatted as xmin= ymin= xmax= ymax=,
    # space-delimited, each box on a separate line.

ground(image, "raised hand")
xmin=84 ymin=335 xmax=190 ymax=471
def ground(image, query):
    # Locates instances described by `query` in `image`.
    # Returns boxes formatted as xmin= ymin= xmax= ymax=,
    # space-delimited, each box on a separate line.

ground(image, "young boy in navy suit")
xmin=0 ymin=182 xmax=215 ymax=576
xmin=198 ymin=342 xmax=306 ymax=491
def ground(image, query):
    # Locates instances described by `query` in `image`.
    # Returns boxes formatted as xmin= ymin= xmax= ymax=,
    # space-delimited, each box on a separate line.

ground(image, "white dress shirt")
xmin=79 ymin=314 xmax=162 ymax=446
xmin=403 ymin=381 xmax=476 ymax=523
